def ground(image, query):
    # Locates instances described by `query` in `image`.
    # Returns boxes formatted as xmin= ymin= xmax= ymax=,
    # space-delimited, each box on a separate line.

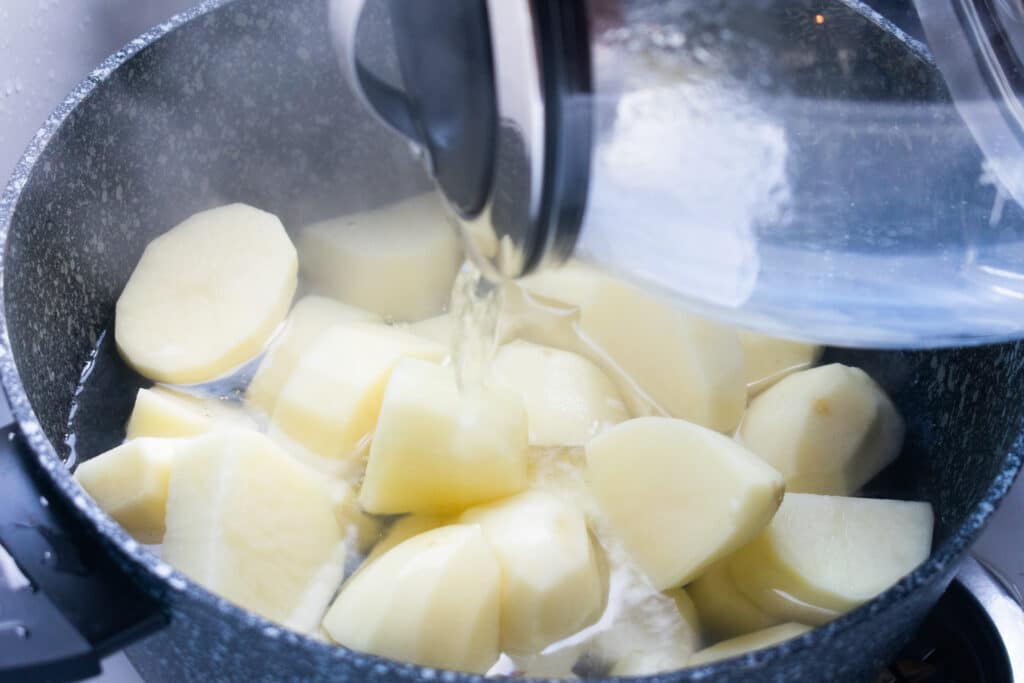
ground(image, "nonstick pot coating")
xmin=0 ymin=0 xmax=1021 ymax=681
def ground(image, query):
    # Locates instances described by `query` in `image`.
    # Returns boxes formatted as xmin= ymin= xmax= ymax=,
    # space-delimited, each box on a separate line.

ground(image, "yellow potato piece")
xmin=688 ymin=623 xmax=811 ymax=667
xmin=298 ymin=194 xmax=462 ymax=321
xmin=738 ymin=363 xmax=905 ymax=495
xmin=125 ymin=388 xmax=208 ymax=439
xmin=360 ymin=514 xmax=453 ymax=570
xmin=271 ymin=323 xmax=444 ymax=460
xmin=688 ymin=560 xmax=780 ymax=642
xmin=492 ymin=341 xmax=628 ymax=446
xmin=460 ymin=491 xmax=604 ymax=654
xmin=360 ymin=358 xmax=529 ymax=515
xmin=523 ymin=263 xmax=745 ymax=432
xmin=74 ymin=438 xmax=178 ymax=543
xmin=246 ymin=296 xmax=379 ymax=415
xmin=728 ymin=493 xmax=934 ymax=614
xmin=116 ymin=203 xmax=297 ymax=384
xmin=586 ymin=417 xmax=784 ymax=590
xmin=737 ymin=330 xmax=822 ymax=396
xmin=125 ymin=386 xmax=255 ymax=440
xmin=162 ymin=431 xmax=345 ymax=632
xmin=323 ymin=525 xmax=501 ymax=674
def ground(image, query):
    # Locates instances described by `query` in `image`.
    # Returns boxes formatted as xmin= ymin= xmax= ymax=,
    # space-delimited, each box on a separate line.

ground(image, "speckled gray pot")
xmin=0 ymin=1 xmax=1022 ymax=682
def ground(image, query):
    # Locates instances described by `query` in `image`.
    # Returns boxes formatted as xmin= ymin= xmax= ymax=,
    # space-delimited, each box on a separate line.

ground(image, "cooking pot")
xmin=0 ymin=1 xmax=1020 ymax=682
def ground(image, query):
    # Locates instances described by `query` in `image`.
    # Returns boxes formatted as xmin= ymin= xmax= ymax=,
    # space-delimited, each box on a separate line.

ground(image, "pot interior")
xmin=1 ymin=0 xmax=1023 ymax=676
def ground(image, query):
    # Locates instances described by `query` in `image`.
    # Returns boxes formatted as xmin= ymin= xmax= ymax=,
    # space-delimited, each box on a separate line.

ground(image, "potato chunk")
xmin=125 ymin=388 xmax=208 ymax=439
xmin=74 ymin=438 xmax=177 ymax=543
xmin=460 ymin=491 xmax=604 ymax=654
xmin=523 ymin=263 xmax=745 ymax=432
xmin=125 ymin=386 xmax=255 ymax=440
xmin=271 ymin=323 xmax=444 ymax=460
xmin=116 ymin=204 xmax=297 ymax=384
xmin=360 ymin=515 xmax=453 ymax=570
xmin=246 ymin=296 xmax=379 ymax=415
xmin=737 ymin=330 xmax=822 ymax=396
xmin=492 ymin=341 xmax=628 ymax=446
xmin=323 ymin=525 xmax=501 ymax=674
xmin=728 ymin=493 xmax=933 ymax=614
xmin=688 ymin=623 xmax=811 ymax=666
xmin=738 ymin=364 xmax=904 ymax=495
xmin=687 ymin=560 xmax=780 ymax=642
xmin=586 ymin=417 xmax=784 ymax=589
xmin=162 ymin=431 xmax=345 ymax=631
xmin=298 ymin=194 xmax=462 ymax=321
xmin=360 ymin=358 xmax=529 ymax=514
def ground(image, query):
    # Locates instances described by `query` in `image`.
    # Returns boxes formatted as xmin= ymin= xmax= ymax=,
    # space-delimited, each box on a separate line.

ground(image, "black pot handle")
xmin=0 ymin=423 xmax=166 ymax=682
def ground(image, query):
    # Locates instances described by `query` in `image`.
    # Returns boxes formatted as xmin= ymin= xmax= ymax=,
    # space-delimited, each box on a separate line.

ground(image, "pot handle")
xmin=0 ymin=423 xmax=166 ymax=683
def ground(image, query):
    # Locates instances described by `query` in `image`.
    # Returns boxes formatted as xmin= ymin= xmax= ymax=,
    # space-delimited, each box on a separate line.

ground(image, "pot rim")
xmin=0 ymin=2 xmax=1021 ymax=681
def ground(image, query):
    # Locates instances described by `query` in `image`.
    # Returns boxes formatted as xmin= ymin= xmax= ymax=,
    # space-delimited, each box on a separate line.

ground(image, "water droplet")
xmin=38 ymin=496 xmax=48 ymax=508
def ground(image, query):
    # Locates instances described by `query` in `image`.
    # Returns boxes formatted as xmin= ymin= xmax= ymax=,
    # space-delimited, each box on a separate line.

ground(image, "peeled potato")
xmin=728 ymin=493 xmax=934 ymax=615
xmin=271 ymin=323 xmax=444 ymax=460
xmin=125 ymin=386 xmax=255 ymax=440
xmin=360 ymin=358 xmax=529 ymax=515
xmin=323 ymin=525 xmax=501 ymax=674
xmin=737 ymin=330 xmax=822 ymax=396
xmin=162 ymin=431 xmax=345 ymax=632
xmin=688 ymin=623 xmax=811 ymax=667
xmin=460 ymin=491 xmax=604 ymax=654
xmin=74 ymin=438 xmax=178 ymax=543
xmin=246 ymin=296 xmax=379 ymax=415
xmin=523 ymin=263 xmax=745 ymax=432
xmin=586 ymin=417 xmax=784 ymax=589
xmin=125 ymin=388 xmax=208 ymax=439
xmin=738 ymin=364 xmax=904 ymax=495
xmin=688 ymin=560 xmax=780 ymax=642
xmin=116 ymin=203 xmax=297 ymax=384
xmin=361 ymin=514 xmax=453 ymax=569
xmin=492 ymin=341 xmax=628 ymax=446
xmin=298 ymin=194 xmax=462 ymax=321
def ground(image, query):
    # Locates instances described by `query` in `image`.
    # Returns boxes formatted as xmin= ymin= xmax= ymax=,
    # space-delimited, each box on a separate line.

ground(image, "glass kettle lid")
xmin=332 ymin=0 xmax=1024 ymax=348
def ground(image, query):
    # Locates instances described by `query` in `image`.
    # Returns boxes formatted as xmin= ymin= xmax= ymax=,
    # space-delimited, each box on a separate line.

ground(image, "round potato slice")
xmin=115 ymin=203 xmax=297 ymax=384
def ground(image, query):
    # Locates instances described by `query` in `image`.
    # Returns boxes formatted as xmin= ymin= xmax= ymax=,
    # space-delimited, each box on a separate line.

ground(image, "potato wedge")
xmin=523 ymin=263 xmax=745 ymax=432
xmin=162 ymin=431 xmax=345 ymax=631
xmin=298 ymin=194 xmax=462 ymax=321
xmin=74 ymin=438 xmax=178 ymax=543
xmin=246 ymin=296 xmax=379 ymax=415
xmin=738 ymin=364 xmax=904 ymax=495
xmin=460 ymin=491 xmax=604 ymax=654
xmin=687 ymin=560 xmax=780 ymax=642
xmin=728 ymin=493 xmax=933 ymax=614
xmin=360 ymin=358 xmax=528 ymax=515
xmin=586 ymin=417 xmax=784 ymax=589
xmin=323 ymin=524 xmax=501 ymax=674
xmin=271 ymin=323 xmax=444 ymax=460
xmin=492 ymin=341 xmax=628 ymax=446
